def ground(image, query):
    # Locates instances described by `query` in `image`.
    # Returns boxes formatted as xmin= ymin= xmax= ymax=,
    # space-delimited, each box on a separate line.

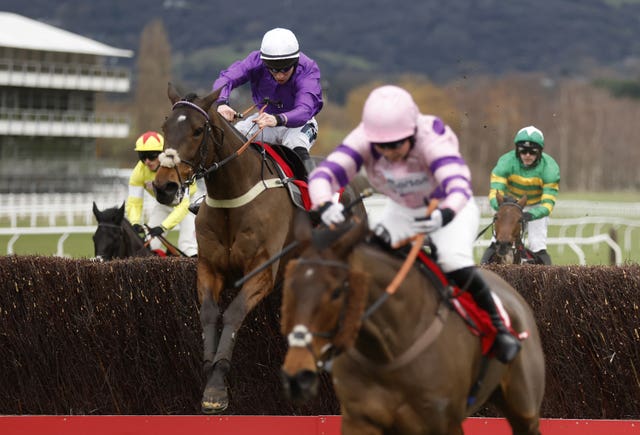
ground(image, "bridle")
xmin=164 ymin=100 xmax=224 ymax=194
xmin=166 ymin=99 xmax=270 ymax=196
xmin=95 ymin=221 xmax=124 ymax=260
xmin=286 ymin=253 xmax=448 ymax=373
xmin=286 ymin=257 xmax=352 ymax=370
xmin=493 ymin=201 xmax=527 ymax=257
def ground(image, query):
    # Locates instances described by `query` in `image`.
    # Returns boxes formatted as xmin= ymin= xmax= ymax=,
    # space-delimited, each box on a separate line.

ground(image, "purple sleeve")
xmin=212 ymin=51 xmax=262 ymax=102
xmin=280 ymin=55 xmax=324 ymax=127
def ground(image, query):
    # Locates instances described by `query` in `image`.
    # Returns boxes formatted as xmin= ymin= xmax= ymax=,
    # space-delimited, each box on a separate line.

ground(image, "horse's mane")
xmin=96 ymin=206 xmax=123 ymax=223
xmin=95 ymin=205 xmax=136 ymax=232
xmin=183 ymin=93 xmax=198 ymax=102
xmin=502 ymin=195 xmax=519 ymax=204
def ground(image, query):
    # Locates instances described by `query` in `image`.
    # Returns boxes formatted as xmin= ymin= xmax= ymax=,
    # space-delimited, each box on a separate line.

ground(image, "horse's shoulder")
xmin=479 ymin=268 xmax=535 ymax=320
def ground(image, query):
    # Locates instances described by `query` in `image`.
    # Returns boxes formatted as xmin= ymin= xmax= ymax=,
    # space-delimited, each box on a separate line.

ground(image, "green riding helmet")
xmin=514 ymin=125 xmax=544 ymax=168
xmin=514 ymin=125 xmax=544 ymax=148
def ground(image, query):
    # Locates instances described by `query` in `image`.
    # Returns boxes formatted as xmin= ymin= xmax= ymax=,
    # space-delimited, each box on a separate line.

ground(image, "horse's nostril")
xmin=154 ymin=182 xmax=180 ymax=205
xmin=280 ymin=368 xmax=319 ymax=403
xmin=295 ymin=369 xmax=317 ymax=390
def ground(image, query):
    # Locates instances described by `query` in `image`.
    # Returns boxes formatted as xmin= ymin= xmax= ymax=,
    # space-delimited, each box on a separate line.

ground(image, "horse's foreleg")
xmin=203 ymin=283 xmax=267 ymax=414
xmin=199 ymin=265 xmax=226 ymax=414
xmin=200 ymin=296 xmax=221 ymax=375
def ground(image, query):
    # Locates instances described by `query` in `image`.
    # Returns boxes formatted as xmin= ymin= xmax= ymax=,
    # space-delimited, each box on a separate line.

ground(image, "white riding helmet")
xmin=260 ymin=28 xmax=300 ymax=61
xmin=362 ymin=85 xmax=419 ymax=143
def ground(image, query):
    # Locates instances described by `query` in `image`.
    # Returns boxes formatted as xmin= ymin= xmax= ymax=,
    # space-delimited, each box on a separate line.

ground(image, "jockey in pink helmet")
xmin=308 ymin=85 xmax=521 ymax=364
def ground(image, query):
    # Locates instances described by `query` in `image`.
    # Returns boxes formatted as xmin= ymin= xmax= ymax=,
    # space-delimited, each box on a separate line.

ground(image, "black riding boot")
xmin=188 ymin=195 xmax=204 ymax=216
xmin=294 ymin=146 xmax=316 ymax=179
xmin=480 ymin=242 xmax=496 ymax=264
xmin=534 ymin=249 xmax=552 ymax=265
xmin=446 ymin=266 xmax=521 ymax=363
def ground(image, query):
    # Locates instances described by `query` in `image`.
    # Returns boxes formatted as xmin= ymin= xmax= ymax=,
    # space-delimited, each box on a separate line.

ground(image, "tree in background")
xmin=133 ymin=18 xmax=172 ymax=135
xmin=315 ymin=73 xmax=640 ymax=194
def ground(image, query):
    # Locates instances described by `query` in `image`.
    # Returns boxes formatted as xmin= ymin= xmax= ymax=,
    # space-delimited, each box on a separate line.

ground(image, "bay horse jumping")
xmin=281 ymin=211 xmax=545 ymax=434
xmin=92 ymin=202 xmax=153 ymax=261
xmin=153 ymin=83 xmax=366 ymax=414
xmin=482 ymin=192 xmax=545 ymax=264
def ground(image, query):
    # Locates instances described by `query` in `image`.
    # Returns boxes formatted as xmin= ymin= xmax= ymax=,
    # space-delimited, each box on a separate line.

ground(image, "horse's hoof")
xmin=201 ymin=387 xmax=229 ymax=414
xmin=201 ymin=399 xmax=228 ymax=414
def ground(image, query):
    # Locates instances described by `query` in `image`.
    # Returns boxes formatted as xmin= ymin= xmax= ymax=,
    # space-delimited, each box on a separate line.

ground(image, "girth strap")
xmin=347 ymin=301 xmax=449 ymax=372
xmin=205 ymin=178 xmax=284 ymax=208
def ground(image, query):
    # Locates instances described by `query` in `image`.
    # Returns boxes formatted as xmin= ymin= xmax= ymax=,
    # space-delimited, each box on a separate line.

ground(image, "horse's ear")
xmin=518 ymin=194 xmax=527 ymax=208
xmin=332 ymin=218 xmax=369 ymax=259
xmin=293 ymin=208 xmax=313 ymax=243
xmin=116 ymin=203 xmax=125 ymax=220
xmin=496 ymin=190 xmax=504 ymax=204
xmin=201 ymin=87 xmax=223 ymax=113
xmin=92 ymin=202 xmax=100 ymax=219
xmin=168 ymin=82 xmax=181 ymax=104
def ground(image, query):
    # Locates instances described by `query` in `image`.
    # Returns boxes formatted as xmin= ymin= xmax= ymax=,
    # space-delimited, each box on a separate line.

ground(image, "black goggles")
xmin=372 ymin=138 xmax=407 ymax=150
xmin=138 ymin=151 xmax=160 ymax=161
xmin=517 ymin=146 xmax=540 ymax=156
xmin=266 ymin=65 xmax=294 ymax=73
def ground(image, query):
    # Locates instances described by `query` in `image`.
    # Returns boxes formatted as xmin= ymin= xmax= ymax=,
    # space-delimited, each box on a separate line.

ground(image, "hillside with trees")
xmin=2 ymin=0 xmax=640 ymax=192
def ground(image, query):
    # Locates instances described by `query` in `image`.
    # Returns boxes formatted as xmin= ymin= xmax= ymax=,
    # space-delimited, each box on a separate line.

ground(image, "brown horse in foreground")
xmin=153 ymin=83 xmax=366 ymax=414
xmin=281 ymin=211 xmax=545 ymax=434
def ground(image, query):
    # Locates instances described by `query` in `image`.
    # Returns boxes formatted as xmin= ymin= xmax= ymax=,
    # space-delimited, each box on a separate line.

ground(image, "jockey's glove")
xmin=132 ymin=223 xmax=144 ymax=234
xmin=318 ymin=201 xmax=345 ymax=226
xmin=412 ymin=208 xmax=455 ymax=234
xmin=523 ymin=212 xmax=534 ymax=222
xmin=147 ymin=225 xmax=166 ymax=237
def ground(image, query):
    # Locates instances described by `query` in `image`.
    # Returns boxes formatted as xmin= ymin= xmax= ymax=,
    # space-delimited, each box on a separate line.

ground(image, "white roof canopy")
xmin=0 ymin=12 xmax=133 ymax=58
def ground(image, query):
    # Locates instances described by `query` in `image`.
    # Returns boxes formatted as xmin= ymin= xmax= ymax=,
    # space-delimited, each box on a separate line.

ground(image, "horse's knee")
xmin=200 ymin=298 xmax=220 ymax=325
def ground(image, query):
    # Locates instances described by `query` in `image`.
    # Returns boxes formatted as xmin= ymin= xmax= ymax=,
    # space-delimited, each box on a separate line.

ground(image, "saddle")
xmin=253 ymin=142 xmax=311 ymax=211
xmin=370 ymin=236 xmax=519 ymax=357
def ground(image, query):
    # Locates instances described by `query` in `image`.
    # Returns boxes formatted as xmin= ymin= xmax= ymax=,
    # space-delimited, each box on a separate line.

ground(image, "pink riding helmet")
xmin=362 ymin=85 xmax=419 ymax=143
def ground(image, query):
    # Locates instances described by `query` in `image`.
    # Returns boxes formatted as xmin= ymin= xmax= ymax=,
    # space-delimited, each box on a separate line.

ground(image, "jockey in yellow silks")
xmin=125 ymin=131 xmax=199 ymax=257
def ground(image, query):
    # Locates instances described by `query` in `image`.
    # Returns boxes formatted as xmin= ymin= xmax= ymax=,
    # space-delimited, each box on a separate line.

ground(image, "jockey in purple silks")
xmin=212 ymin=27 xmax=323 ymax=176
xmin=308 ymin=85 xmax=521 ymax=364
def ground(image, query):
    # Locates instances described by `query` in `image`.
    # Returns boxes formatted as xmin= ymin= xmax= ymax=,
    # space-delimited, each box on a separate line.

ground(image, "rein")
xmin=286 ymin=257 xmax=352 ymax=369
xmin=167 ymin=99 xmax=276 ymax=208
xmin=289 ymin=239 xmax=449 ymax=373
xmin=491 ymin=201 xmax=528 ymax=262
xmin=165 ymin=100 xmax=265 ymax=191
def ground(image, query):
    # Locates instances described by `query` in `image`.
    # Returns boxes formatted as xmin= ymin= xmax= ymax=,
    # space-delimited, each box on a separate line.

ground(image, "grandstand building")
xmin=0 ymin=12 xmax=133 ymax=193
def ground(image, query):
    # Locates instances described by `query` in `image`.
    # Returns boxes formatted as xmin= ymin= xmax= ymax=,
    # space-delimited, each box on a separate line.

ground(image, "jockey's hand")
xmin=132 ymin=223 xmax=144 ymax=234
xmin=523 ymin=212 xmax=534 ymax=222
xmin=217 ymin=104 xmax=236 ymax=122
xmin=147 ymin=226 xmax=165 ymax=237
xmin=412 ymin=208 xmax=455 ymax=234
xmin=318 ymin=201 xmax=345 ymax=226
xmin=253 ymin=112 xmax=277 ymax=129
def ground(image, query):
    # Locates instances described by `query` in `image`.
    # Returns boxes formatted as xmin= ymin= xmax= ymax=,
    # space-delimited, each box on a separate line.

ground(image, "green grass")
xmin=556 ymin=191 xmax=640 ymax=201
xmin=474 ymin=225 xmax=640 ymax=266
xmin=0 ymin=231 xmax=180 ymax=258
xmin=1 ymin=191 xmax=639 ymax=264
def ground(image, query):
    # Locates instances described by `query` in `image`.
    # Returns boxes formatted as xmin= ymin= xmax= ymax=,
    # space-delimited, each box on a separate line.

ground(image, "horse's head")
xmin=153 ymin=83 xmax=222 ymax=206
xmin=92 ymin=202 xmax=126 ymax=261
xmin=280 ymin=210 xmax=370 ymax=403
xmin=493 ymin=192 xmax=527 ymax=264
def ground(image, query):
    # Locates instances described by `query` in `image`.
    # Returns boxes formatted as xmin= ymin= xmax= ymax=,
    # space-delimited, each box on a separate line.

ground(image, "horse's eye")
xmin=330 ymin=286 xmax=343 ymax=300
xmin=193 ymin=127 xmax=204 ymax=136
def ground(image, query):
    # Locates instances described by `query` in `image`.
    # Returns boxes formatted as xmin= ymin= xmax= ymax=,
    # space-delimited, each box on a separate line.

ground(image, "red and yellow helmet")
xmin=134 ymin=131 xmax=164 ymax=152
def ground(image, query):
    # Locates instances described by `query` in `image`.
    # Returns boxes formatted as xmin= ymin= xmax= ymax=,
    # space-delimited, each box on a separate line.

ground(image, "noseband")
xmin=95 ymin=222 xmax=124 ymax=260
xmin=493 ymin=201 xmax=527 ymax=253
xmin=287 ymin=257 xmax=352 ymax=370
xmin=162 ymin=101 xmax=220 ymax=192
